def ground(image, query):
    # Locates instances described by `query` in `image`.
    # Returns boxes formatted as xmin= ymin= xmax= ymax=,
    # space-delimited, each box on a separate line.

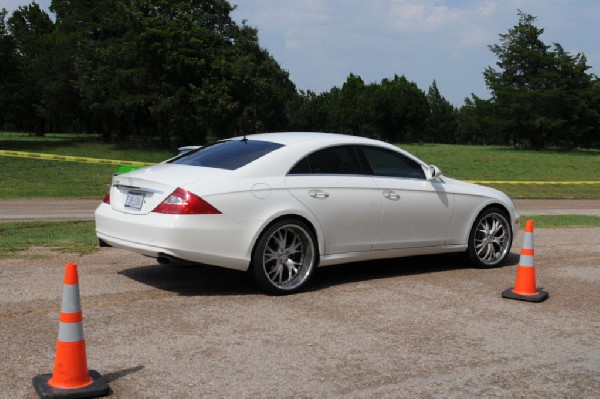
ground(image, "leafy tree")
xmin=483 ymin=10 xmax=598 ymax=149
xmin=456 ymin=95 xmax=498 ymax=145
xmin=3 ymin=1 xmax=459 ymax=146
xmin=371 ymin=75 xmax=429 ymax=142
xmin=0 ymin=9 xmax=19 ymax=128
xmin=7 ymin=3 xmax=54 ymax=134
xmin=288 ymin=89 xmax=340 ymax=133
xmin=331 ymin=73 xmax=369 ymax=135
xmin=51 ymin=0 xmax=297 ymax=145
xmin=287 ymin=73 xmax=430 ymax=142
xmin=424 ymin=80 xmax=457 ymax=143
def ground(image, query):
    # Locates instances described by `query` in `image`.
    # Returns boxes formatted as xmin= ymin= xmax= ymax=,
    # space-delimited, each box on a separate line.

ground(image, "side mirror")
xmin=426 ymin=165 xmax=442 ymax=181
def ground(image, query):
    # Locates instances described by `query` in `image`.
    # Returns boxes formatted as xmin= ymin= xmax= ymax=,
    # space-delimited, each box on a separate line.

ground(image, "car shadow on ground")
xmin=311 ymin=251 xmax=519 ymax=292
xmin=118 ymin=252 xmax=520 ymax=297
xmin=118 ymin=262 xmax=259 ymax=296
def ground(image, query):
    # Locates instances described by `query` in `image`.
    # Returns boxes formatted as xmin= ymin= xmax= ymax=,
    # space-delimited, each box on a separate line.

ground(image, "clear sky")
xmin=4 ymin=0 xmax=599 ymax=106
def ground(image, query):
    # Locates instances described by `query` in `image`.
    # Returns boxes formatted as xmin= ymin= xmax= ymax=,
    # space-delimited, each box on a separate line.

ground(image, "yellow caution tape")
xmin=0 ymin=149 xmax=153 ymax=167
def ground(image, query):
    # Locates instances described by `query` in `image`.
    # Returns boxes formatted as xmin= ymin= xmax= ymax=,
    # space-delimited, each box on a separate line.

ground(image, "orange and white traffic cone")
xmin=33 ymin=262 xmax=110 ymax=398
xmin=502 ymin=220 xmax=548 ymax=302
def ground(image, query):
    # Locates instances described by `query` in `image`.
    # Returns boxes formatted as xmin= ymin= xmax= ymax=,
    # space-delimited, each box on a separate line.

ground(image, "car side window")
xmin=360 ymin=146 xmax=425 ymax=179
xmin=289 ymin=145 xmax=364 ymax=175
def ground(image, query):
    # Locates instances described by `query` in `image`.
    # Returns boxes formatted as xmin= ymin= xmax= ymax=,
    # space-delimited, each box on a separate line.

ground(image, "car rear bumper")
xmin=95 ymin=203 xmax=259 ymax=271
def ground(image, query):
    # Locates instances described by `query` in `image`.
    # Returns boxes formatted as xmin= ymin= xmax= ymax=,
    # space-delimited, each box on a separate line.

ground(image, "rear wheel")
xmin=467 ymin=208 xmax=512 ymax=268
xmin=252 ymin=219 xmax=318 ymax=295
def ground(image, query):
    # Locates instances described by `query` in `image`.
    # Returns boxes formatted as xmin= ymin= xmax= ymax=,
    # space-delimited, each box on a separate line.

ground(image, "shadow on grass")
xmin=119 ymin=252 xmax=520 ymax=297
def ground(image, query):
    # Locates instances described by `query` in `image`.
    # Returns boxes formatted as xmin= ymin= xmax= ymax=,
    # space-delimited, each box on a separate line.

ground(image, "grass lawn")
xmin=0 ymin=132 xmax=172 ymax=198
xmin=1 ymin=132 xmax=599 ymax=199
xmin=0 ymin=221 xmax=98 ymax=259
xmin=403 ymin=144 xmax=600 ymax=199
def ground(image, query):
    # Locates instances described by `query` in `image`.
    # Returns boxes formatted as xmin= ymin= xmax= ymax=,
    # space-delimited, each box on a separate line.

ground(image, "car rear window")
xmin=169 ymin=139 xmax=284 ymax=170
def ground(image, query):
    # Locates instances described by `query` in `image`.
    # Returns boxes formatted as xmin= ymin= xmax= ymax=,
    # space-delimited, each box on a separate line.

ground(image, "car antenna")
xmin=242 ymin=134 xmax=248 ymax=143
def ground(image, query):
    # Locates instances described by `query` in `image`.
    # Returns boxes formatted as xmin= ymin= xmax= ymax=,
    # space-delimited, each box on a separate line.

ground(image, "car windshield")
xmin=168 ymin=139 xmax=284 ymax=170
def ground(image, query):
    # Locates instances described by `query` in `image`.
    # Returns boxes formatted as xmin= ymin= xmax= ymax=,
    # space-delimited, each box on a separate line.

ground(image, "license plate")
xmin=124 ymin=192 xmax=144 ymax=211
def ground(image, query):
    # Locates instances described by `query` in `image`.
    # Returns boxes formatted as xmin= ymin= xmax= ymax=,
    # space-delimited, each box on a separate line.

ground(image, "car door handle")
xmin=309 ymin=189 xmax=329 ymax=199
xmin=383 ymin=191 xmax=400 ymax=200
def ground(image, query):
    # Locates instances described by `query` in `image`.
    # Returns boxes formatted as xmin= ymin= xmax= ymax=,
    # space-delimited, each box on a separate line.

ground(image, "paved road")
xmin=0 ymin=199 xmax=598 ymax=222
xmin=0 ymin=199 xmax=101 ymax=221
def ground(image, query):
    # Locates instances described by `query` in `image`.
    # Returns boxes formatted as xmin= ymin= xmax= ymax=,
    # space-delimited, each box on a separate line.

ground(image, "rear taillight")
xmin=103 ymin=193 xmax=111 ymax=204
xmin=152 ymin=188 xmax=221 ymax=215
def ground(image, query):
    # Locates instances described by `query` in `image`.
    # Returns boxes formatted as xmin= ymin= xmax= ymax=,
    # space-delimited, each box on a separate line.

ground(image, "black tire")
xmin=467 ymin=207 xmax=513 ymax=268
xmin=251 ymin=219 xmax=318 ymax=295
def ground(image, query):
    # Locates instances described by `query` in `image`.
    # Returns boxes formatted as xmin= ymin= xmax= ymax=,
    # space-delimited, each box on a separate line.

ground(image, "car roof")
xmin=229 ymin=132 xmax=384 ymax=147
xmin=221 ymin=132 xmax=428 ymax=178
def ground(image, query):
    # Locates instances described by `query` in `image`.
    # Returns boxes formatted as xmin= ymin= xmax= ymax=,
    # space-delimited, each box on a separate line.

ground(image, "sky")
xmin=3 ymin=0 xmax=599 ymax=106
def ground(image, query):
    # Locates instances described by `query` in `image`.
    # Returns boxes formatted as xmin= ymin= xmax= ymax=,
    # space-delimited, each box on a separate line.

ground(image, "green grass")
xmin=1 ymin=158 xmax=116 ymax=197
xmin=1 ymin=132 xmax=599 ymax=198
xmin=403 ymin=144 xmax=600 ymax=199
xmin=520 ymin=214 xmax=600 ymax=229
xmin=0 ymin=132 xmax=173 ymax=161
xmin=0 ymin=221 xmax=98 ymax=259
xmin=0 ymin=132 xmax=172 ymax=198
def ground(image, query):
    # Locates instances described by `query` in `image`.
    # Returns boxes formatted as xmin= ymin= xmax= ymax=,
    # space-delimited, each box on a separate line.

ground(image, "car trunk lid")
xmin=109 ymin=164 xmax=228 ymax=215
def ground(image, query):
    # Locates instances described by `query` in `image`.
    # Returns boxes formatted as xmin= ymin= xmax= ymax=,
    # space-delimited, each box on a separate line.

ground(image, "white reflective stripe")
xmin=522 ymin=232 xmax=534 ymax=250
xmin=519 ymin=254 xmax=534 ymax=267
xmin=57 ymin=321 xmax=84 ymax=342
xmin=61 ymin=284 xmax=81 ymax=313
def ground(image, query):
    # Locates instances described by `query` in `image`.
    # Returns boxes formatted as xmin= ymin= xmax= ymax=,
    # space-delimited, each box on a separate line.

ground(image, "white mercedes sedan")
xmin=95 ymin=132 xmax=519 ymax=294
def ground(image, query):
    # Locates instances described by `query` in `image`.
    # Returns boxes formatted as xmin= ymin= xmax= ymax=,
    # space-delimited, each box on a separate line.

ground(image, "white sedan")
xmin=95 ymin=132 xmax=519 ymax=294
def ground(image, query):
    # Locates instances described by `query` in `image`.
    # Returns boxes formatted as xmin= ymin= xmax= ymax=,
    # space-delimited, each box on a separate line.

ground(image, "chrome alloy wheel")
xmin=472 ymin=211 xmax=511 ymax=266
xmin=253 ymin=221 xmax=317 ymax=294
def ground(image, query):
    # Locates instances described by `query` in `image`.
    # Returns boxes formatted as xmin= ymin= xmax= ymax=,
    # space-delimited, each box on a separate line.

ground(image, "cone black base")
xmin=32 ymin=370 xmax=110 ymax=399
xmin=502 ymin=288 xmax=549 ymax=303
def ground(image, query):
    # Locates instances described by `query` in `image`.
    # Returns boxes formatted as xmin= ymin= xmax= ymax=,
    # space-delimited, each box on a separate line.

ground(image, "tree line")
xmin=1 ymin=3 xmax=598 ymax=149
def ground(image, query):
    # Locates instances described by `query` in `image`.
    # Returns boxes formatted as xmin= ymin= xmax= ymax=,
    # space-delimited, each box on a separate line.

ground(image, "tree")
xmin=287 ymin=89 xmax=340 ymax=133
xmin=7 ymin=3 xmax=54 ymax=134
xmin=371 ymin=75 xmax=429 ymax=142
xmin=53 ymin=0 xmax=297 ymax=145
xmin=483 ymin=10 xmax=597 ymax=149
xmin=0 ymin=9 xmax=19 ymax=129
xmin=331 ymin=73 xmax=369 ymax=135
xmin=287 ymin=73 xmax=430 ymax=142
xmin=424 ymin=80 xmax=457 ymax=143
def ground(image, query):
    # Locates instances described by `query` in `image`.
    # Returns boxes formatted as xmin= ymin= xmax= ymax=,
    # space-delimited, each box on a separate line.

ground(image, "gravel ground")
xmin=1 ymin=227 xmax=598 ymax=398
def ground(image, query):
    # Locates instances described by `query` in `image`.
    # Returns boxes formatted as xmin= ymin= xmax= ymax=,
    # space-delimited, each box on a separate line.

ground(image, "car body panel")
xmin=371 ymin=177 xmax=455 ymax=249
xmin=285 ymin=174 xmax=382 ymax=254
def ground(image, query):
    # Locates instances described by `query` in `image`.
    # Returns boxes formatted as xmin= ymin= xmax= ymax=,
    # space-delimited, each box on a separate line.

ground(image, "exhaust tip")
xmin=157 ymin=256 xmax=172 ymax=265
xmin=157 ymin=254 xmax=187 ymax=265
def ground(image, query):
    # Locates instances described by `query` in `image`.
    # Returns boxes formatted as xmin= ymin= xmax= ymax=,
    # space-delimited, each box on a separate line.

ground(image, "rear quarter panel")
xmin=188 ymin=176 xmax=324 ymax=260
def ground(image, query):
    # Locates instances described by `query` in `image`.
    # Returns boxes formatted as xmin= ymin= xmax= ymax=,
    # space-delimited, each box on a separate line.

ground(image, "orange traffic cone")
xmin=502 ymin=220 xmax=548 ymax=302
xmin=33 ymin=262 xmax=110 ymax=398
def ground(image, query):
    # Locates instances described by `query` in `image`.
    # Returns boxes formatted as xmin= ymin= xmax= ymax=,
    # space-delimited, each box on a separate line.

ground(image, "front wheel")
xmin=467 ymin=208 xmax=512 ymax=268
xmin=252 ymin=219 xmax=318 ymax=295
